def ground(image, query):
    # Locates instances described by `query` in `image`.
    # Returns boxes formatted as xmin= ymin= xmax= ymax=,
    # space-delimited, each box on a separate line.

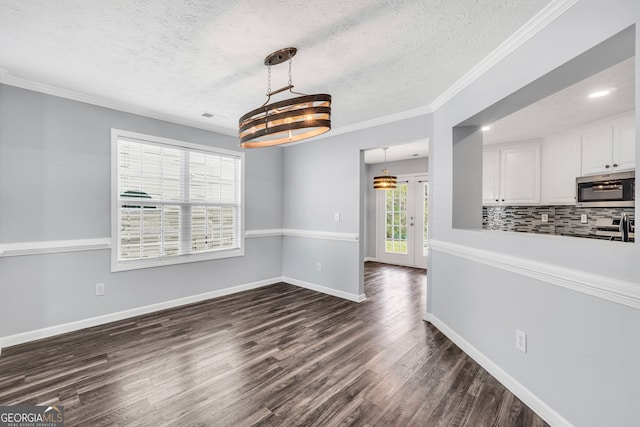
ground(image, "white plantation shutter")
xmin=112 ymin=130 xmax=244 ymax=271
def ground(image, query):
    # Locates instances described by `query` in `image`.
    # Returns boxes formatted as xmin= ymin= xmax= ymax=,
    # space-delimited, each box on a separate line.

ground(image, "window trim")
xmin=110 ymin=129 xmax=245 ymax=272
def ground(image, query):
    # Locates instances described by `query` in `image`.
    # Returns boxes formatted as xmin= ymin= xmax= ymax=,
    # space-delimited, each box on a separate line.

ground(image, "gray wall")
xmin=364 ymin=158 xmax=428 ymax=259
xmin=0 ymin=84 xmax=283 ymax=337
xmin=3 ymin=2 xmax=638 ymax=424
xmin=452 ymin=126 xmax=482 ymax=229
xmin=428 ymin=0 xmax=640 ymax=425
xmin=282 ymin=116 xmax=432 ymax=297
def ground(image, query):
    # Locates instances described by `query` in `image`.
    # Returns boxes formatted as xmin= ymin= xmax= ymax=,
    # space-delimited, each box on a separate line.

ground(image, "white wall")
xmin=428 ymin=1 xmax=640 ymax=426
xmin=0 ymin=84 xmax=284 ymax=340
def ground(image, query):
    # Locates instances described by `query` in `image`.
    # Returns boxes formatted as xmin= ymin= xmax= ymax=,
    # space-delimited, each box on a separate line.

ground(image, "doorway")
xmin=377 ymin=174 xmax=428 ymax=268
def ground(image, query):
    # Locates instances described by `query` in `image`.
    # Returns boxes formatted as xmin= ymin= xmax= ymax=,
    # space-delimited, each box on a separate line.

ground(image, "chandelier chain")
xmin=267 ymin=65 xmax=272 ymax=95
xmin=288 ymin=53 xmax=293 ymax=87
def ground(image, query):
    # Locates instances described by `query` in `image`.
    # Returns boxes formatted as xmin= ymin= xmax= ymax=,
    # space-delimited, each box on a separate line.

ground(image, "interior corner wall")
xmin=365 ymin=158 xmax=428 ymax=259
xmin=282 ymin=115 xmax=432 ymax=299
xmin=428 ymin=1 xmax=640 ymax=426
xmin=0 ymin=84 xmax=283 ymax=339
xmin=452 ymin=126 xmax=482 ymax=229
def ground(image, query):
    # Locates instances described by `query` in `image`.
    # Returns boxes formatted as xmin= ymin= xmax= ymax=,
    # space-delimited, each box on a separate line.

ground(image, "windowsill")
xmin=111 ymin=247 xmax=245 ymax=272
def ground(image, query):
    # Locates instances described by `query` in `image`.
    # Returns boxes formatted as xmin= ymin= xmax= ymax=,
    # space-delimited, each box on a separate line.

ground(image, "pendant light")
xmin=373 ymin=147 xmax=397 ymax=190
xmin=239 ymin=47 xmax=331 ymax=148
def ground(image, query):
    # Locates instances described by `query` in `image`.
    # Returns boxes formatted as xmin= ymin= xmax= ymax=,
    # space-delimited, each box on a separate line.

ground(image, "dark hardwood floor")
xmin=0 ymin=262 xmax=549 ymax=426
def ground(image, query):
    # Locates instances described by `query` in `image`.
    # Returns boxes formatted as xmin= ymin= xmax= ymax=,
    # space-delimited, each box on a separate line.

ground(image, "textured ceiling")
xmin=364 ymin=140 xmax=428 ymax=164
xmin=0 ymin=0 xmax=553 ymax=136
xmin=484 ymin=56 xmax=635 ymax=145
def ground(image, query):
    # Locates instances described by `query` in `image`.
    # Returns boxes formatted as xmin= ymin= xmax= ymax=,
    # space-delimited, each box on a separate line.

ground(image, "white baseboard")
xmin=0 ymin=276 xmax=366 ymax=352
xmin=424 ymin=313 xmax=572 ymax=427
xmin=364 ymin=257 xmax=378 ymax=262
xmin=365 ymin=258 xmax=426 ymax=269
xmin=282 ymin=276 xmax=366 ymax=303
xmin=0 ymin=277 xmax=280 ymax=350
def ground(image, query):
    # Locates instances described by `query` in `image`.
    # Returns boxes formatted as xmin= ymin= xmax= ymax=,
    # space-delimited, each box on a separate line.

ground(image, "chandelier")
xmin=373 ymin=147 xmax=397 ymax=190
xmin=239 ymin=47 xmax=331 ymax=148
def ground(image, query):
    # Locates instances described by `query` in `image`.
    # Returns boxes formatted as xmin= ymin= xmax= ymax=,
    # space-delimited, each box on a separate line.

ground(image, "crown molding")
xmin=276 ymin=104 xmax=432 ymax=147
xmin=323 ymin=105 xmax=432 ymax=139
xmin=0 ymin=69 xmax=237 ymax=137
xmin=429 ymin=0 xmax=578 ymax=111
xmin=0 ymin=0 xmax=575 ymax=141
xmin=1 ymin=65 xmax=430 ymax=143
xmin=292 ymin=0 xmax=576 ymax=141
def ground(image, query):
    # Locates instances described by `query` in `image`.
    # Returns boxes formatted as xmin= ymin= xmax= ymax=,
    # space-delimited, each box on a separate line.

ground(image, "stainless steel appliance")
xmin=576 ymin=171 xmax=635 ymax=207
xmin=594 ymin=216 xmax=635 ymax=241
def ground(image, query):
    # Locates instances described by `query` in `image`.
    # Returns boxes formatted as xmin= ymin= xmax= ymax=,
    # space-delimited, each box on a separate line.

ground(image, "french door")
xmin=377 ymin=174 xmax=428 ymax=268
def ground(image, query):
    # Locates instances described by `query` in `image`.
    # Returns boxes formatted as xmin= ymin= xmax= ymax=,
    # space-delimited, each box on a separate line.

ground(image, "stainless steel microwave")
xmin=576 ymin=171 xmax=635 ymax=207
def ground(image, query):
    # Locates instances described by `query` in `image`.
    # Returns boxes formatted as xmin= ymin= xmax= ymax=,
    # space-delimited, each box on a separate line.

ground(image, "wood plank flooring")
xmin=0 ymin=262 xmax=549 ymax=426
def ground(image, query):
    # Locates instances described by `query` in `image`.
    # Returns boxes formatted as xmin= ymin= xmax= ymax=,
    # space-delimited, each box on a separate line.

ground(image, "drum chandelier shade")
xmin=373 ymin=172 xmax=398 ymax=190
xmin=373 ymin=147 xmax=397 ymax=190
xmin=239 ymin=47 xmax=332 ymax=148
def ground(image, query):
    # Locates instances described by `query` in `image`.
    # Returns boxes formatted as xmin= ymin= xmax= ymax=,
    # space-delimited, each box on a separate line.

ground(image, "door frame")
xmin=376 ymin=173 xmax=428 ymax=268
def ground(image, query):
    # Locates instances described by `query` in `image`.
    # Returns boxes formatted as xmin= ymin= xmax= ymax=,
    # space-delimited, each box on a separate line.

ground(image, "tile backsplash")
xmin=482 ymin=205 xmax=634 ymax=239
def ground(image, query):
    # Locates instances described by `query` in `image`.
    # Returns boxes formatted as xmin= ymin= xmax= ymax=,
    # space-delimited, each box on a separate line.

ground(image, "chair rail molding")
xmin=429 ymin=239 xmax=640 ymax=310
xmin=0 ymin=229 xmax=359 ymax=258
xmin=0 ymin=238 xmax=111 ymax=257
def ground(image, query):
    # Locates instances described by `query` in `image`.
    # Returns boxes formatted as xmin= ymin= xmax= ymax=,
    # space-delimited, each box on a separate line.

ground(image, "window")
xmin=111 ymin=129 xmax=244 ymax=271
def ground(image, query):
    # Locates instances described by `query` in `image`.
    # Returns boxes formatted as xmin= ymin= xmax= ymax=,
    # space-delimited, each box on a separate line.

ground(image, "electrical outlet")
xmin=516 ymin=330 xmax=527 ymax=353
xmin=493 ymin=213 xmax=499 ymax=222
xmin=95 ymin=283 xmax=105 ymax=296
xmin=316 ymin=262 xmax=322 ymax=272
xmin=334 ymin=212 xmax=340 ymax=222
xmin=541 ymin=213 xmax=548 ymax=223
xmin=580 ymin=213 xmax=588 ymax=224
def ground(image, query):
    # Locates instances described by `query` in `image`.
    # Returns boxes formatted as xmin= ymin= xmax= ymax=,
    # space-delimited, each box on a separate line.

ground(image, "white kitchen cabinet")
xmin=581 ymin=115 xmax=635 ymax=175
xmin=482 ymin=149 xmax=500 ymax=205
xmin=483 ymin=143 xmax=541 ymax=205
xmin=500 ymin=145 xmax=541 ymax=204
xmin=542 ymin=132 xmax=582 ymax=204
xmin=613 ymin=116 xmax=635 ymax=171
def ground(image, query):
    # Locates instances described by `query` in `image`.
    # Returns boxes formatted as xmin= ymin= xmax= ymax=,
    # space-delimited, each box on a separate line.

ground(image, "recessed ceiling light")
xmin=482 ymin=126 xmax=492 ymax=131
xmin=588 ymin=89 xmax=615 ymax=98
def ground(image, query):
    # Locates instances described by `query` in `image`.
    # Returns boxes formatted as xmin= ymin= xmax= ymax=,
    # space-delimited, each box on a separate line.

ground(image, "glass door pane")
xmin=385 ymin=183 xmax=408 ymax=254
xmin=423 ymin=182 xmax=428 ymax=256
